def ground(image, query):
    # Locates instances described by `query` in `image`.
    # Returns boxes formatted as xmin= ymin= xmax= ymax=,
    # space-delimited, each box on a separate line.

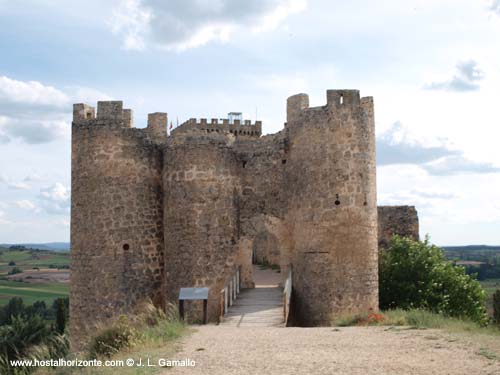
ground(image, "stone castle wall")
xmin=70 ymin=102 xmax=164 ymax=349
xmin=285 ymin=91 xmax=378 ymax=325
xmin=378 ymin=206 xmax=419 ymax=249
xmin=71 ymin=91 xmax=419 ymax=345
xmin=163 ymin=134 xmax=241 ymax=321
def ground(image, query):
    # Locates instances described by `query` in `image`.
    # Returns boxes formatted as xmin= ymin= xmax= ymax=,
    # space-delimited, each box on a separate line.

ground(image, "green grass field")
xmin=0 ymin=249 xmax=69 ymax=276
xmin=0 ymin=247 xmax=70 ymax=306
xmin=0 ymin=280 xmax=69 ymax=305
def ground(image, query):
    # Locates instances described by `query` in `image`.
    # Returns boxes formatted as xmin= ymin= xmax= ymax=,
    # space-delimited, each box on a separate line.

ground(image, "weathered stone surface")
xmin=70 ymin=104 xmax=164 ymax=349
xmin=70 ymin=91 xmax=419 ymax=346
xmin=285 ymin=90 xmax=378 ymax=325
xmin=378 ymin=206 xmax=419 ymax=249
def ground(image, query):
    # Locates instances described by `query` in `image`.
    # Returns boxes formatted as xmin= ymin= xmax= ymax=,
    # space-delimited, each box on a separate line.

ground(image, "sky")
xmin=0 ymin=0 xmax=500 ymax=245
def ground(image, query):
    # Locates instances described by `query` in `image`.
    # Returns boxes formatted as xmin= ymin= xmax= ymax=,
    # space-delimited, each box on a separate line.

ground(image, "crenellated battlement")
xmin=73 ymin=102 xmax=261 ymax=138
xmin=71 ymin=89 xmax=413 ymax=345
xmin=172 ymin=117 xmax=262 ymax=137
xmin=73 ymin=101 xmax=134 ymax=128
xmin=286 ymin=90 xmax=374 ymax=124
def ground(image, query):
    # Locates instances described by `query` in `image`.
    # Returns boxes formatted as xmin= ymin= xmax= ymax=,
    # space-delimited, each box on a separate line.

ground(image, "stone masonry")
xmin=70 ymin=90 xmax=419 ymax=347
xmin=378 ymin=206 xmax=419 ymax=249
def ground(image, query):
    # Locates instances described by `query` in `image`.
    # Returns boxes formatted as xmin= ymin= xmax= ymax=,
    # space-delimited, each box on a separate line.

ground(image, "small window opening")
xmin=334 ymin=194 xmax=340 ymax=206
xmin=340 ymin=94 xmax=344 ymax=105
xmin=242 ymin=161 xmax=247 ymax=168
xmin=86 ymin=112 xmax=92 ymax=119
xmin=123 ymin=244 xmax=130 ymax=251
xmin=282 ymin=159 xmax=287 ymax=165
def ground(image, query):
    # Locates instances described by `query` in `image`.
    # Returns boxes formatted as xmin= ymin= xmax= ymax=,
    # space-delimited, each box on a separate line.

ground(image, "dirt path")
xmin=165 ymin=325 xmax=500 ymax=375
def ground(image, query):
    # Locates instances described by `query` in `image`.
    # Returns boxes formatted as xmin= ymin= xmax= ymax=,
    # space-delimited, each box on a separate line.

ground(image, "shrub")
xmin=8 ymin=267 xmax=22 ymax=275
xmin=0 ymin=315 xmax=49 ymax=373
xmin=87 ymin=301 xmax=185 ymax=360
xmin=493 ymin=290 xmax=500 ymax=326
xmin=87 ymin=316 xmax=137 ymax=359
xmin=379 ymin=236 xmax=487 ymax=324
xmin=8 ymin=261 xmax=15 ymax=266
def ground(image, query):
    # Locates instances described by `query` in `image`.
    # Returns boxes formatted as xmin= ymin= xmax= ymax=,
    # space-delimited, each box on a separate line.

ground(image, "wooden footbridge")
xmin=219 ymin=265 xmax=292 ymax=327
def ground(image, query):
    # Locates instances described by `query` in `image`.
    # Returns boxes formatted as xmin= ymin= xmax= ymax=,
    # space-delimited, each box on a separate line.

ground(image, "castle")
xmin=70 ymin=90 xmax=419 ymax=346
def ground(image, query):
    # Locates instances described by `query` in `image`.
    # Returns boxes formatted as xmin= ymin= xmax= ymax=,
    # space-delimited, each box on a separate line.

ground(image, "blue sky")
xmin=1 ymin=0 xmax=500 ymax=245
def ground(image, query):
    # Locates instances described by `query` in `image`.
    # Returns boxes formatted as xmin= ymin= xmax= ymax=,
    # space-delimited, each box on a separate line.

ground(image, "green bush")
xmin=379 ymin=236 xmax=487 ymax=324
xmin=87 ymin=316 xmax=137 ymax=359
xmin=0 ymin=315 xmax=49 ymax=374
xmin=8 ymin=267 xmax=22 ymax=275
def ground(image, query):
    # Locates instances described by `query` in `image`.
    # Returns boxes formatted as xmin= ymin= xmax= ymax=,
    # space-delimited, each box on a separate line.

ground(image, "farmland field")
xmin=0 ymin=247 xmax=69 ymax=305
xmin=0 ymin=279 xmax=68 ymax=305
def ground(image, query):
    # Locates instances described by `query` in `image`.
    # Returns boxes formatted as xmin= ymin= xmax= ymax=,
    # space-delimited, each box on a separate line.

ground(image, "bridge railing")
xmin=283 ymin=265 xmax=292 ymax=325
xmin=218 ymin=266 xmax=241 ymax=322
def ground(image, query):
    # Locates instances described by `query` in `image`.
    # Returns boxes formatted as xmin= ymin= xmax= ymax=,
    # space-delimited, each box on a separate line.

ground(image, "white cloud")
xmin=55 ymin=218 xmax=70 ymax=227
xmin=110 ymin=0 xmax=307 ymax=51
xmin=1 ymin=118 xmax=70 ymax=144
xmin=0 ymin=209 xmax=9 ymax=224
xmin=0 ymin=175 xmax=32 ymax=190
xmin=423 ymin=155 xmax=500 ymax=176
xmin=424 ymin=60 xmax=484 ymax=92
xmin=8 ymin=181 xmax=31 ymax=190
xmin=376 ymin=122 xmax=500 ymax=175
xmin=489 ymin=0 xmax=500 ymax=15
xmin=39 ymin=183 xmax=70 ymax=215
xmin=0 ymin=75 xmax=68 ymax=109
xmin=15 ymin=200 xmax=37 ymax=211
xmin=0 ymin=75 xmax=110 ymax=144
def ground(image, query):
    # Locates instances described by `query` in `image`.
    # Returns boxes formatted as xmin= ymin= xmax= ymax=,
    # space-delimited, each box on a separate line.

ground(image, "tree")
xmin=0 ymin=297 xmax=25 ymax=325
xmin=8 ymin=261 xmax=15 ymax=266
xmin=493 ymin=290 xmax=500 ymax=326
xmin=53 ymin=298 xmax=67 ymax=334
xmin=379 ymin=236 xmax=487 ymax=324
xmin=7 ymin=267 xmax=22 ymax=275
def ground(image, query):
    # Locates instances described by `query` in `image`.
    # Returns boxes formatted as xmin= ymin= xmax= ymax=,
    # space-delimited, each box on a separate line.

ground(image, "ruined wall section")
xmin=163 ymin=134 xmax=241 ymax=321
xmin=378 ymin=206 xmax=419 ymax=249
xmin=70 ymin=102 xmax=165 ymax=348
xmin=285 ymin=91 xmax=378 ymax=325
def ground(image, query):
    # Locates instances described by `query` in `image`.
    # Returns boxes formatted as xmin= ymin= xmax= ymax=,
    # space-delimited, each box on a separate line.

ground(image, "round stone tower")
xmin=285 ymin=90 xmax=378 ymax=325
xmin=70 ymin=102 xmax=165 ymax=347
xmin=162 ymin=133 xmax=241 ymax=321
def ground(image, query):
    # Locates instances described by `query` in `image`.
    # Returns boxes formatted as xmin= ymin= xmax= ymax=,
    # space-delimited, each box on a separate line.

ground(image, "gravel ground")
xmin=165 ymin=325 xmax=500 ymax=375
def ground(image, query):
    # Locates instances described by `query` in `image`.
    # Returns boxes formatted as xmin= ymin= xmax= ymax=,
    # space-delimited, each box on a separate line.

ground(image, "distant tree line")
xmin=0 ymin=297 xmax=68 ymax=331
xmin=462 ymin=263 xmax=500 ymax=281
